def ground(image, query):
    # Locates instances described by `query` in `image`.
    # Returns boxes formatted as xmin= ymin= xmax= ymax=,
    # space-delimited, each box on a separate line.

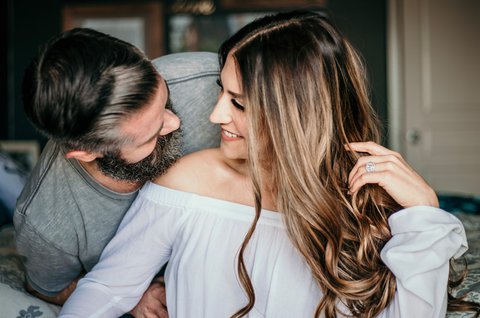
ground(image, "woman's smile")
xmin=221 ymin=128 xmax=243 ymax=141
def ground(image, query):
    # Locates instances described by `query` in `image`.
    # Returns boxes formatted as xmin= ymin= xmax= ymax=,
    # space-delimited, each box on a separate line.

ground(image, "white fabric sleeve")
xmin=59 ymin=188 xmax=187 ymax=318
xmin=379 ymin=206 xmax=468 ymax=318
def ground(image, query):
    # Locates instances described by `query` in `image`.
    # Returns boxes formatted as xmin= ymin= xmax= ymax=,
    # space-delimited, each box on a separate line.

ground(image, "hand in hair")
xmin=346 ymin=141 xmax=439 ymax=208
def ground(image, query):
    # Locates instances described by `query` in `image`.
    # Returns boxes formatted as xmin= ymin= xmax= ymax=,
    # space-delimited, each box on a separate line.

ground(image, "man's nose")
xmin=159 ymin=109 xmax=180 ymax=136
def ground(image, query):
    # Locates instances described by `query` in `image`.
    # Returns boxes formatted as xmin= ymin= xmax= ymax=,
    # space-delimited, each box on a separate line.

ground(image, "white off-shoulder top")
xmin=59 ymin=181 xmax=468 ymax=318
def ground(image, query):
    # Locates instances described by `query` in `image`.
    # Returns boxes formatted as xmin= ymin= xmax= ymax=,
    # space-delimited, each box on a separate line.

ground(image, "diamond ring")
xmin=365 ymin=162 xmax=376 ymax=173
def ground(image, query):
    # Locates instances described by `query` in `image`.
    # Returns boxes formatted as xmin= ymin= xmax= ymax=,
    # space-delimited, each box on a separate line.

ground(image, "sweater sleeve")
xmin=59 ymin=184 xmax=189 ymax=318
xmin=379 ymin=206 xmax=468 ymax=318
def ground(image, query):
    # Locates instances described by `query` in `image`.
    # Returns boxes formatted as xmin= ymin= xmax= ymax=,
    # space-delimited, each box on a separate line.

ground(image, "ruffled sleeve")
xmin=379 ymin=206 xmax=468 ymax=317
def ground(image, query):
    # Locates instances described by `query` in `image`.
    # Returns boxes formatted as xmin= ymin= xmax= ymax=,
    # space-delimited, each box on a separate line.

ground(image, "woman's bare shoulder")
xmin=154 ymin=148 xmax=223 ymax=193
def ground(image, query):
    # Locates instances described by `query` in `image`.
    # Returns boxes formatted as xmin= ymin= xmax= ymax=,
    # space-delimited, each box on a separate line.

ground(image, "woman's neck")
xmin=223 ymin=157 xmax=277 ymax=211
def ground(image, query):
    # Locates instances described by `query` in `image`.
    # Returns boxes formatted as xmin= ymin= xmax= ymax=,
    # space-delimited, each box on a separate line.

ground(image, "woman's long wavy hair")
xmin=219 ymin=11 xmax=399 ymax=317
xmin=219 ymin=10 xmax=480 ymax=318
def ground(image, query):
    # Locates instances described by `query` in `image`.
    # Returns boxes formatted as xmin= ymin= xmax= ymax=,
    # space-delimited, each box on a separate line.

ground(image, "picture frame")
xmin=0 ymin=140 xmax=40 ymax=172
xmin=169 ymin=12 xmax=268 ymax=53
xmin=62 ymin=2 xmax=164 ymax=58
xmin=220 ymin=0 xmax=326 ymax=10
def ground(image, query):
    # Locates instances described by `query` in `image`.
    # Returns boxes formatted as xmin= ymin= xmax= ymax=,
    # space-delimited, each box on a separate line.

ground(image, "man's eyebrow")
xmin=138 ymin=80 xmax=169 ymax=146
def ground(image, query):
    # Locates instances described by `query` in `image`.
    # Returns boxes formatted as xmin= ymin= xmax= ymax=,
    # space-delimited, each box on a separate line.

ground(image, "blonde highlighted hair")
xmin=219 ymin=10 xmax=479 ymax=318
xmin=220 ymin=11 xmax=400 ymax=317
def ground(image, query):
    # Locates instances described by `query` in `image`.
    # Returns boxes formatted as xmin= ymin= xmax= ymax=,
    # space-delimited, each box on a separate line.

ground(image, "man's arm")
xmin=19 ymin=218 xmax=168 ymax=315
xmin=26 ymin=277 xmax=80 ymax=306
xmin=14 ymin=217 xmax=83 ymax=302
xmin=27 ymin=273 xmax=169 ymax=317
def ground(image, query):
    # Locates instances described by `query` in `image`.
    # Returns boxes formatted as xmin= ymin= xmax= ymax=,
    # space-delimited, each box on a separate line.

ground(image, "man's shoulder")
xmin=16 ymin=141 xmax=71 ymax=215
xmin=17 ymin=140 xmax=135 ymax=217
xmin=152 ymin=52 xmax=221 ymax=155
xmin=152 ymin=52 xmax=219 ymax=84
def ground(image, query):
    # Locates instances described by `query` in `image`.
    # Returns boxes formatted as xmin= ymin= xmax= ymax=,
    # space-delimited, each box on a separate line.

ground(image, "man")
xmin=13 ymin=28 xmax=219 ymax=316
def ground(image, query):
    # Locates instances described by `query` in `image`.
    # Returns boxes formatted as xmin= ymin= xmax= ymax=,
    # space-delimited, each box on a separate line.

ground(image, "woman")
xmin=60 ymin=11 xmax=467 ymax=317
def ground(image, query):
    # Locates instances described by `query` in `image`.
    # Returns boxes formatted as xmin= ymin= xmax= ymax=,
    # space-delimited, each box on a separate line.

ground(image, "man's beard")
xmin=96 ymin=129 xmax=183 ymax=184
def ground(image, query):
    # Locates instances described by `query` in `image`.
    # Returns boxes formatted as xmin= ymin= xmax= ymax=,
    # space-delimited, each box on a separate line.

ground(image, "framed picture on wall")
xmin=220 ymin=0 xmax=326 ymax=10
xmin=169 ymin=12 xmax=269 ymax=53
xmin=0 ymin=140 xmax=40 ymax=172
xmin=63 ymin=3 xmax=164 ymax=58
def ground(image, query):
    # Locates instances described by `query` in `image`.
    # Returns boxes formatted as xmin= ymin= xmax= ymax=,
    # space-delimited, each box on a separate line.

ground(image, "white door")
xmin=388 ymin=0 xmax=480 ymax=196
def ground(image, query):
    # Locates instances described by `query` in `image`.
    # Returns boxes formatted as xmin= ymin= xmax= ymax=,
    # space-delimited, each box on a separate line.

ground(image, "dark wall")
xmin=3 ymin=0 xmax=388 ymax=147
xmin=6 ymin=0 xmax=61 ymax=147
xmin=328 ymin=0 xmax=388 ymax=141
xmin=1 ymin=1 xmax=9 ymax=139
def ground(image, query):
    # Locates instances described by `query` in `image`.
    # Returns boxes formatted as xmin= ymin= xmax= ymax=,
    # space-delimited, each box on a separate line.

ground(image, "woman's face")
xmin=209 ymin=54 xmax=248 ymax=160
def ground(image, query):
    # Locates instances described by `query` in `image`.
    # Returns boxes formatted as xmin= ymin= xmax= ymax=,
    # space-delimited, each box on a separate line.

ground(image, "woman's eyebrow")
xmin=228 ymin=90 xmax=244 ymax=99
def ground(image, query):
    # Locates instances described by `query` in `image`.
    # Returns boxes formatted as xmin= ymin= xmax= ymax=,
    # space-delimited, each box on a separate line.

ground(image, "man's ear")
xmin=65 ymin=150 xmax=102 ymax=162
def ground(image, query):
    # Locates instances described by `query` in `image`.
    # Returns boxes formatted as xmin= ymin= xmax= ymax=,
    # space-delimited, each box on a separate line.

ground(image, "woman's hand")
xmin=346 ymin=141 xmax=439 ymax=208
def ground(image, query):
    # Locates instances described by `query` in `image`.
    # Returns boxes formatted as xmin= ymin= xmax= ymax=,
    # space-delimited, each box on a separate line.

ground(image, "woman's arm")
xmin=347 ymin=142 xmax=468 ymax=317
xmin=379 ymin=206 xmax=467 ymax=317
xmin=59 ymin=184 xmax=181 ymax=317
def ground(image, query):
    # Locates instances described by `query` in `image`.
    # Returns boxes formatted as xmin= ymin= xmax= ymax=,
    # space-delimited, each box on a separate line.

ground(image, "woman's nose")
xmin=209 ymin=95 xmax=232 ymax=124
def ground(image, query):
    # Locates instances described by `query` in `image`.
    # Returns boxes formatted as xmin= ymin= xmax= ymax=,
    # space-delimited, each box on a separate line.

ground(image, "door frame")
xmin=387 ymin=0 xmax=404 ymax=153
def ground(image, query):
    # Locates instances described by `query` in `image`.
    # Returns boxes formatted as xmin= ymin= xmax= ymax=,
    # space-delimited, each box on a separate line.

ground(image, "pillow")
xmin=439 ymin=193 xmax=480 ymax=215
xmin=447 ymin=267 xmax=480 ymax=317
xmin=447 ymin=213 xmax=480 ymax=317
xmin=0 ymin=225 xmax=60 ymax=317
xmin=0 ymin=152 xmax=28 ymax=226
xmin=0 ymin=283 xmax=60 ymax=318
xmin=0 ymin=225 xmax=25 ymax=290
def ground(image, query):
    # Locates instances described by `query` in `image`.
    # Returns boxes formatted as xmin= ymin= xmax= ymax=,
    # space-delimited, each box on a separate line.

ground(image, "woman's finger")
xmin=346 ymin=141 xmax=402 ymax=158
xmin=349 ymin=167 xmax=413 ymax=199
xmin=349 ymin=155 xmax=411 ymax=188
xmin=349 ymin=169 xmax=438 ymax=208
xmin=349 ymin=160 xmax=407 ymax=191
xmin=349 ymin=170 xmax=390 ymax=194
xmin=348 ymin=154 xmax=405 ymax=184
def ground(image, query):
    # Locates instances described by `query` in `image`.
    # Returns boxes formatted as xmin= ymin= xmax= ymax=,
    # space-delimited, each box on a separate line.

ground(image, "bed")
xmin=1 ymin=205 xmax=479 ymax=317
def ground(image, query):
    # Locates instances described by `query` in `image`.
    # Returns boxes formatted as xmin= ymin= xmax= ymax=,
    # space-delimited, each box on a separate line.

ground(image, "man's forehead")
xmin=163 ymin=79 xmax=170 ymax=96
xmin=119 ymin=77 xmax=168 ymax=139
xmin=158 ymin=75 xmax=168 ymax=94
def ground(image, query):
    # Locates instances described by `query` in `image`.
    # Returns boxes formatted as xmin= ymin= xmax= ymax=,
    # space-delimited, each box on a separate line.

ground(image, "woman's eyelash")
xmin=216 ymin=78 xmax=244 ymax=111
xmin=216 ymin=79 xmax=223 ymax=90
xmin=231 ymin=99 xmax=245 ymax=111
